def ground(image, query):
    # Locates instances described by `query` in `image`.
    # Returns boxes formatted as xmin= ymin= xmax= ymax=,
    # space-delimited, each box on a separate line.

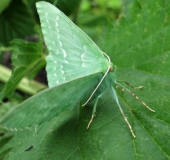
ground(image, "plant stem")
xmin=0 ymin=64 xmax=47 ymax=95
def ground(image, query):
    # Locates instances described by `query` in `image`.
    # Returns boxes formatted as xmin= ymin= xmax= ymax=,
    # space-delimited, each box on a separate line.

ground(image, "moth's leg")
xmin=125 ymin=81 xmax=143 ymax=90
xmin=116 ymin=85 xmax=124 ymax=92
xmin=111 ymin=87 xmax=136 ymax=138
xmin=117 ymin=103 xmax=136 ymax=138
xmin=87 ymin=93 xmax=103 ymax=129
xmin=117 ymin=80 xmax=143 ymax=90
xmin=0 ymin=124 xmax=23 ymax=132
xmin=115 ymin=81 xmax=155 ymax=112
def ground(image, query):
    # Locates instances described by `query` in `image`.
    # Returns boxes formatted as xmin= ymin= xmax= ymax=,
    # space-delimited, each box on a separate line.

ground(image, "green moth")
xmin=36 ymin=1 xmax=155 ymax=138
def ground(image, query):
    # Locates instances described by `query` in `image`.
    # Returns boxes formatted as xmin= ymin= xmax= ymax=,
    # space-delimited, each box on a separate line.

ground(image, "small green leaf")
xmin=0 ymin=39 xmax=44 ymax=101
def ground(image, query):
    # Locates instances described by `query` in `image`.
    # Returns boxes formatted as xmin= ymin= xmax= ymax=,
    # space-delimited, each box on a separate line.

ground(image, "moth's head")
xmin=108 ymin=64 xmax=117 ymax=83
xmin=109 ymin=64 xmax=117 ymax=73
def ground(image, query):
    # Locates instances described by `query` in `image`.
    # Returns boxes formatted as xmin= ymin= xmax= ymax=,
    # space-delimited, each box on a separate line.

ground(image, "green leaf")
xmin=57 ymin=0 xmax=81 ymax=15
xmin=0 ymin=0 xmax=35 ymax=46
xmin=97 ymin=0 xmax=170 ymax=158
xmin=122 ymin=0 xmax=135 ymax=15
xmin=0 ymin=112 xmax=82 ymax=160
xmin=0 ymin=0 xmax=11 ymax=14
xmin=0 ymin=39 xmax=44 ymax=101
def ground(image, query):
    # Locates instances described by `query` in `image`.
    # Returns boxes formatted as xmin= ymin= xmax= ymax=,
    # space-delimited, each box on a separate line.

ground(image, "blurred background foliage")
xmin=0 ymin=0 xmax=126 ymax=47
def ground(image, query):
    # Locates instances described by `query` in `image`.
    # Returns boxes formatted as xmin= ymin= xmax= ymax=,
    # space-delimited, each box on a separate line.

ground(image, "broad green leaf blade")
xmin=100 ymin=0 xmax=170 ymax=76
xmin=0 ymin=112 xmax=81 ymax=160
xmin=98 ymin=0 xmax=170 ymax=158
xmin=36 ymin=2 xmax=110 ymax=87
xmin=0 ymin=74 xmax=101 ymax=129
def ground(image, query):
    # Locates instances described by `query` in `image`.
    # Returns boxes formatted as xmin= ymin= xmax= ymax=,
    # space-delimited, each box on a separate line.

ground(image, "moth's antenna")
xmin=82 ymin=52 xmax=111 ymax=106
xmin=102 ymin=52 xmax=111 ymax=63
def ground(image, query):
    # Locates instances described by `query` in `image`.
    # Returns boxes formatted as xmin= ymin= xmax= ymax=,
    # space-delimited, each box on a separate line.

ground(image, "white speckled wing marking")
xmin=36 ymin=2 xmax=109 ymax=87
